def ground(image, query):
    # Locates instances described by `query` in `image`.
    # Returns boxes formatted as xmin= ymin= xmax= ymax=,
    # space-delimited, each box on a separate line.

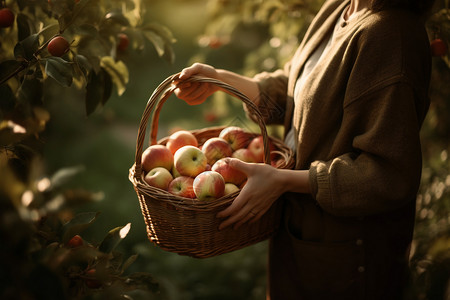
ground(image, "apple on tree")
xmin=47 ymin=36 xmax=70 ymax=57
xmin=144 ymin=167 xmax=173 ymax=190
xmin=211 ymin=158 xmax=246 ymax=186
xmin=168 ymin=176 xmax=196 ymax=198
xmin=166 ymin=130 xmax=198 ymax=154
xmin=0 ymin=8 xmax=15 ymax=28
xmin=174 ymin=145 xmax=207 ymax=177
xmin=193 ymin=171 xmax=225 ymax=201
xmin=202 ymin=137 xmax=233 ymax=165
xmin=219 ymin=126 xmax=251 ymax=151
xmin=141 ymin=144 xmax=174 ymax=172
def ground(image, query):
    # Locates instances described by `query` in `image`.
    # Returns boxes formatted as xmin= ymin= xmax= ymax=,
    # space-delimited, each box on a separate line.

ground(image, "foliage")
xmin=0 ymin=0 xmax=174 ymax=299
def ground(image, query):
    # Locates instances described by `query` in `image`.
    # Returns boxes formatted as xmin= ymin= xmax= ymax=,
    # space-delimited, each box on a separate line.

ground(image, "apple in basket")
xmin=219 ymin=126 xmax=251 ymax=151
xmin=144 ymin=167 xmax=173 ymax=190
xmin=224 ymin=183 xmax=240 ymax=196
xmin=202 ymin=137 xmax=233 ymax=165
xmin=232 ymin=148 xmax=257 ymax=163
xmin=247 ymin=135 xmax=276 ymax=163
xmin=141 ymin=144 xmax=174 ymax=172
xmin=211 ymin=158 xmax=247 ymax=186
xmin=193 ymin=171 xmax=225 ymax=201
xmin=166 ymin=130 xmax=198 ymax=154
xmin=168 ymin=176 xmax=196 ymax=198
xmin=174 ymin=145 xmax=207 ymax=177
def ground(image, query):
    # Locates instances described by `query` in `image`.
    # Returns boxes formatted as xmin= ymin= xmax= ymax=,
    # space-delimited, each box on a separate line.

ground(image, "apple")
xmin=171 ymin=165 xmax=181 ymax=178
xmin=232 ymin=148 xmax=257 ymax=163
xmin=201 ymin=137 xmax=233 ymax=165
xmin=193 ymin=171 xmax=225 ymax=201
xmin=144 ymin=167 xmax=173 ymax=190
xmin=67 ymin=235 xmax=83 ymax=248
xmin=211 ymin=158 xmax=246 ymax=186
xmin=117 ymin=33 xmax=130 ymax=52
xmin=166 ymin=130 xmax=198 ymax=154
xmin=224 ymin=183 xmax=240 ymax=195
xmin=247 ymin=135 xmax=276 ymax=163
xmin=168 ymin=176 xmax=196 ymax=198
xmin=430 ymin=38 xmax=448 ymax=57
xmin=141 ymin=144 xmax=174 ymax=172
xmin=0 ymin=8 xmax=15 ymax=28
xmin=219 ymin=126 xmax=251 ymax=151
xmin=174 ymin=145 xmax=207 ymax=177
xmin=47 ymin=36 xmax=70 ymax=57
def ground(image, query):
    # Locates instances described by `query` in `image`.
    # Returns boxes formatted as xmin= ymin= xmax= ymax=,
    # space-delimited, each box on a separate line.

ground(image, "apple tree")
xmin=0 ymin=0 xmax=175 ymax=298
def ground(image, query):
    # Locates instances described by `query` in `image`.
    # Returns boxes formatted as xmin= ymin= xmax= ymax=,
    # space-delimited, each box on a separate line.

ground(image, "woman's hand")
xmin=173 ymin=63 xmax=221 ymax=105
xmin=216 ymin=158 xmax=286 ymax=230
xmin=216 ymin=158 xmax=311 ymax=230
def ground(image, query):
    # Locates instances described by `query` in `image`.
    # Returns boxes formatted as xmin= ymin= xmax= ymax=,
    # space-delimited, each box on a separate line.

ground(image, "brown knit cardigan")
xmin=245 ymin=0 xmax=432 ymax=298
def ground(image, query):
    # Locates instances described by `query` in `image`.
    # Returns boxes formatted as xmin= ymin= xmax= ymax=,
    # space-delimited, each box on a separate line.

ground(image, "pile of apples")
xmin=141 ymin=126 xmax=274 ymax=201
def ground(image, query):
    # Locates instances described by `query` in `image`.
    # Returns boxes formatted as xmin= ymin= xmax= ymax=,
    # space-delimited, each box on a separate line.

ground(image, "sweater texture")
xmin=245 ymin=0 xmax=431 ymax=298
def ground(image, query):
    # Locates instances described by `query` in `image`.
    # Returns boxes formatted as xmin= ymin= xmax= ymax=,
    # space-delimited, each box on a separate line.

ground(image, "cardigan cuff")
xmin=309 ymin=161 xmax=333 ymax=210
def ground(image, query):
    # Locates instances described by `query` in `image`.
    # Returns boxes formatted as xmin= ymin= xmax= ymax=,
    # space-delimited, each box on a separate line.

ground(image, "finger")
xmin=216 ymin=194 xmax=246 ymax=219
xmin=218 ymin=205 xmax=253 ymax=230
xmin=233 ymin=210 xmax=258 ymax=230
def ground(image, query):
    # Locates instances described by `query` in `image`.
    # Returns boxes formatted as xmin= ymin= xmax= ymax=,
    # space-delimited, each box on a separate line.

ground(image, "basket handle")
xmin=133 ymin=73 xmax=271 ymax=179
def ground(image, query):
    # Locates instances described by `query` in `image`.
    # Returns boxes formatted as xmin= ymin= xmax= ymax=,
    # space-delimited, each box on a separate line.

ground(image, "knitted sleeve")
xmin=309 ymin=80 xmax=428 ymax=217
xmin=243 ymin=67 xmax=290 ymax=125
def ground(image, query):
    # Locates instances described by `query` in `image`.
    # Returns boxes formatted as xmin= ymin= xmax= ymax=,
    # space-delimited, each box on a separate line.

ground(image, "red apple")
xmin=166 ymin=130 xmax=198 ymax=154
xmin=193 ymin=171 xmax=225 ymax=201
xmin=174 ymin=145 xmax=207 ymax=177
xmin=168 ymin=176 xmax=196 ymax=198
xmin=247 ymin=135 xmax=276 ymax=163
xmin=224 ymin=183 xmax=240 ymax=195
xmin=141 ymin=144 xmax=174 ymax=172
xmin=211 ymin=158 xmax=246 ymax=186
xmin=47 ymin=36 xmax=70 ymax=57
xmin=67 ymin=235 xmax=83 ymax=248
xmin=144 ymin=167 xmax=173 ymax=190
xmin=232 ymin=148 xmax=257 ymax=163
xmin=202 ymin=137 xmax=233 ymax=165
xmin=219 ymin=126 xmax=251 ymax=151
xmin=117 ymin=33 xmax=129 ymax=52
xmin=0 ymin=8 xmax=15 ymax=28
xmin=430 ymin=38 xmax=448 ymax=57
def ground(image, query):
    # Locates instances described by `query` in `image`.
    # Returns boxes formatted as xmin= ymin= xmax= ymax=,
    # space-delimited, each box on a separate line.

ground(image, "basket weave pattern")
xmin=129 ymin=73 xmax=295 ymax=258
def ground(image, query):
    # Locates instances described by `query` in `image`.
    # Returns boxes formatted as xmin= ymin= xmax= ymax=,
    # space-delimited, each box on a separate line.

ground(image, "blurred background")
xmin=0 ymin=0 xmax=449 ymax=299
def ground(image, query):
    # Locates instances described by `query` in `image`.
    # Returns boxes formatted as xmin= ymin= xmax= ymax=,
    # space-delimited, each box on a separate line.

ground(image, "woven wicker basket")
xmin=129 ymin=73 xmax=295 ymax=258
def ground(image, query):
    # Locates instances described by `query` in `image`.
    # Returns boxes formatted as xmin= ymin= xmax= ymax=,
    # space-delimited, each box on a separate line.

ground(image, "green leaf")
xmin=16 ymin=13 xmax=31 ymax=42
xmin=100 ymin=56 xmax=129 ymax=96
xmin=45 ymin=57 xmax=73 ymax=87
xmin=104 ymin=11 xmax=130 ymax=26
xmin=99 ymin=223 xmax=131 ymax=253
xmin=100 ymin=68 xmax=113 ymax=105
xmin=61 ymin=212 xmax=100 ymax=244
xmin=14 ymin=33 xmax=40 ymax=61
xmin=0 ymin=60 xmax=24 ymax=84
xmin=50 ymin=165 xmax=86 ymax=189
xmin=143 ymin=31 xmax=165 ymax=57
xmin=122 ymin=254 xmax=138 ymax=273
xmin=85 ymin=70 xmax=103 ymax=115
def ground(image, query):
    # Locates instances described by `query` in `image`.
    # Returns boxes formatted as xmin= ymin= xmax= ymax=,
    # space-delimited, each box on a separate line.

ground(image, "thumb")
xmin=226 ymin=158 xmax=253 ymax=175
